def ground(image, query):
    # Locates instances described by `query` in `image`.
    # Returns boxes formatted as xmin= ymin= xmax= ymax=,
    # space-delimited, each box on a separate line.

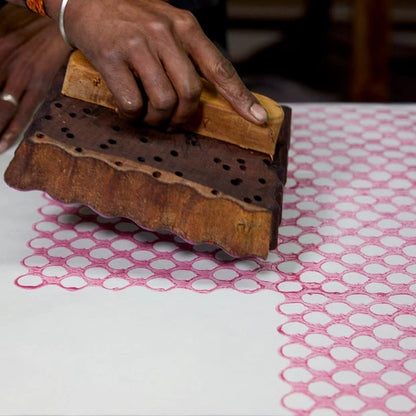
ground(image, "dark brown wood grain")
xmin=5 ymin=82 xmax=291 ymax=259
xmin=62 ymin=51 xmax=285 ymax=158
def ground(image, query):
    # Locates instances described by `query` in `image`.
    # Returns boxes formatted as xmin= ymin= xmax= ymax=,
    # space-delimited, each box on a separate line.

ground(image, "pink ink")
xmin=18 ymin=194 xmax=282 ymax=293
xmin=276 ymin=105 xmax=416 ymax=415
xmin=15 ymin=104 xmax=416 ymax=415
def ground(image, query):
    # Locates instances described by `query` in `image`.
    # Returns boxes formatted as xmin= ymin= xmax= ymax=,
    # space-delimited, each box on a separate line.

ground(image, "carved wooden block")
xmin=62 ymin=51 xmax=285 ymax=158
xmin=5 ymin=83 xmax=291 ymax=259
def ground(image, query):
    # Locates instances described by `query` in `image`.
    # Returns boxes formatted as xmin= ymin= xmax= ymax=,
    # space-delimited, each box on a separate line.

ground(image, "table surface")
xmin=1 ymin=104 xmax=415 ymax=416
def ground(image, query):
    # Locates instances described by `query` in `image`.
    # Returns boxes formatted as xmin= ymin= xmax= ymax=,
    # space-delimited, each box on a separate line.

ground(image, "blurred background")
xmin=225 ymin=0 xmax=416 ymax=103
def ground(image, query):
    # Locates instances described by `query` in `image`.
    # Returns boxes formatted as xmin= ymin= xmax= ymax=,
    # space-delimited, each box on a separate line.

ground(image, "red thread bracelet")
xmin=25 ymin=0 xmax=48 ymax=16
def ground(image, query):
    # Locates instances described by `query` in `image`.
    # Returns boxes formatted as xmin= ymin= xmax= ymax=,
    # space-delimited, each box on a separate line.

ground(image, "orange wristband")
xmin=25 ymin=0 xmax=48 ymax=16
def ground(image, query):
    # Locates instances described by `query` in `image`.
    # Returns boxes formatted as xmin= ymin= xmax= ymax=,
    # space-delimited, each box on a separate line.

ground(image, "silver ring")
xmin=0 ymin=92 xmax=18 ymax=107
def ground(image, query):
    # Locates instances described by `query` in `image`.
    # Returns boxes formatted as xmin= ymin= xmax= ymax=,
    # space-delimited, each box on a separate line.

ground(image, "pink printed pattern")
xmin=18 ymin=195 xmax=282 ymax=293
xmin=277 ymin=105 xmax=416 ymax=415
xmin=16 ymin=105 xmax=416 ymax=415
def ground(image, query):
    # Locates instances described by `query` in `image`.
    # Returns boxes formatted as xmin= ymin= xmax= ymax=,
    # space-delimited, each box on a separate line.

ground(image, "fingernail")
xmin=250 ymin=103 xmax=268 ymax=123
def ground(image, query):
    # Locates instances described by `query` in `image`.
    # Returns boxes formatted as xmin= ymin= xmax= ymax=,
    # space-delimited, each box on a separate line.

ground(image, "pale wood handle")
xmin=61 ymin=50 xmax=284 ymax=158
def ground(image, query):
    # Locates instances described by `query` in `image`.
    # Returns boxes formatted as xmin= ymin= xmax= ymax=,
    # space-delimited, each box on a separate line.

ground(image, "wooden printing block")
xmin=4 ymin=83 xmax=291 ymax=259
xmin=62 ymin=51 xmax=285 ymax=159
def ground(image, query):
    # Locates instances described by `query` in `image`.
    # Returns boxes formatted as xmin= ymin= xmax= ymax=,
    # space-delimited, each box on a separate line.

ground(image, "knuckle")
xmin=97 ymin=47 xmax=119 ymax=64
xmin=229 ymin=87 xmax=253 ymax=109
xmin=213 ymin=58 xmax=236 ymax=81
xmin=147 ymin=18 xmax=172 ymax=38
xmin=174 ymin=9 xmax=199 ymax=33
xmin=179 ymin=83 xmax=202 ymax=106
xmin=119 ymin=99 xmax=141 ymax=116
xmin=125 ymin=35 xmax=146 ymax=52
xmin=233 ymin=85 xmax=252 ymax=102
xmin=152 ymin=92 xmax=177 ymax=113
xmin=115 ymin=90 xmax=142 ymax=117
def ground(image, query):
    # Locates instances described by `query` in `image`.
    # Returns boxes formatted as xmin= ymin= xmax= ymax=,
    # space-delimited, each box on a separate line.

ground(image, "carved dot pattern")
xmin=17 ymin=105 xmax=416 ymax=415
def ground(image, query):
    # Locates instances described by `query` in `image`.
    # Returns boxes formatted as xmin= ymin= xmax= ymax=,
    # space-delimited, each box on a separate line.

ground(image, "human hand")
xmin=0 ymin=6 xmax=72 ymax=153
xmin=51 ymin=0 xmax=268 ymax=126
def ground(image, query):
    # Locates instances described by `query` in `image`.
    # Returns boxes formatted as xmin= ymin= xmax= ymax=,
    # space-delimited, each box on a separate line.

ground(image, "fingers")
xmin=0 ymin=87 xmax=44 ymax=154
xmin=155 ymin=7 xmax=267 ymax=126
xmin=127 ymin=48 xmax=175 ymax=126
xmin=199 ymin=46 xmax=268 ymax=124
xmin=99 ymin=59 xmax=144 ymax=120
xmin=157 ymin=50 xmax=202 ymax=126
xmin=103 ymin=43 xmax=201 ymax=126
xmin=0 ymin=17 xmax=49 ymax=64
xmin=60 ymin=0 xmax=205 ymax=126
xmin=128 ymin=40 xmax=202 ymax=126
xmin=52 ymin=0 xmax=264 ymax=128
xmin=182 ymin=26 xmax=268 ymax=125
xmin=148 ymin=10 xmax=203 ymax=125
xmin=0 ymin=81 xmax=25 ymax=153
xmin=0 ymin=98 xmax=19 ymax=153
xmin=0 ymin=19 xmax=71 ymax=154
xmin=0 ymin=56 xmax=30 ymax=144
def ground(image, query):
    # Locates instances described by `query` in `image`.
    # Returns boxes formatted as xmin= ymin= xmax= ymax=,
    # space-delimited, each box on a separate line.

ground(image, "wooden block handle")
xmin=61 ymin=50 xmax=284 ymax=158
